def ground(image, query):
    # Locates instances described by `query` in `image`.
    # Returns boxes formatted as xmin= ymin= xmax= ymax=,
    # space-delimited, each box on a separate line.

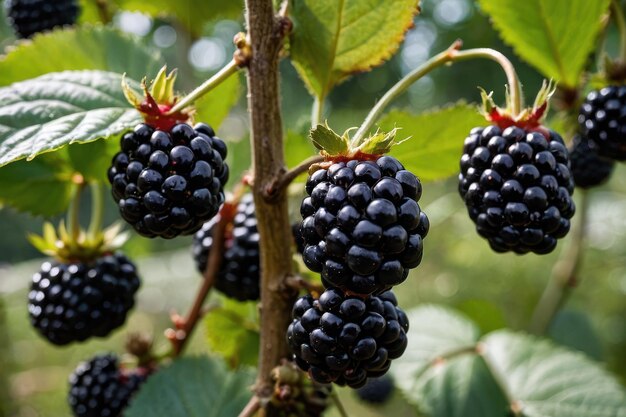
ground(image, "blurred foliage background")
xmin=0 ymin=0 xmax=624 ymax=416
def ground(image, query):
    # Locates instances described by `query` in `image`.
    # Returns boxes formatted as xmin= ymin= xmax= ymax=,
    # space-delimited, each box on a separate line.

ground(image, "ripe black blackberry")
xmin=569 ymin=136 xmax=615 ymax=189
xmin=459 ymin=126 xmax=575 ymax=254
xmin=356 ymin=375 xmax=394 ymax=404
xmin=28 ymin=253 xmax=140 ymax=345
xmin=287 ymin=288 xmax=409 ymax=388
xmin=4 ymin=0 xmax=79 ymax=38
xmin=68 ymin=354 xmax=146 ymax=417
xmin=192 ymin=194 xmax=260 ymax=301
xmin=299 ymin=156 xmax=428 ymax=295
xmin=108 ymin=122 xmax=229 ymax=238
xmin=579 ymin=86 xmax=626 ymax=160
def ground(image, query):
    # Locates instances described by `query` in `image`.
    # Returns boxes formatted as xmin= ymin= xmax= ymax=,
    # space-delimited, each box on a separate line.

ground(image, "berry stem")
xmin=166 ymin=59 xmax=240 ymax=116
xmin=264 ymin=155 xmax=324 ymax=199
xmin=168 ymin=205 xmax=228 ymax=356
xmin=93 ymin=0 xmax=113 ymax=24
xmin=312 ymin=96 xmax=325 ymax=128
xmin=611 ymin=0 xmax=626 ymax=62
xmin=87 ymin=182 xmax=104 ymax=239
xmin=351 ymin=41 xmax=522 ymax=146
xmin=67 ymin=181 xmax=85 ymax=242
xmin=330 ymin=390 xmax=348 ymax=417
xmin=528 ymin=190 xmax=590 ymax=335
xmin=237 ymin=395 xmax=261 ymax=417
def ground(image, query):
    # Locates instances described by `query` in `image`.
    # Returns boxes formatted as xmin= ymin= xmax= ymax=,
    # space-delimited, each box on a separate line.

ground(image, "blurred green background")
xmin=0 ymin=0 xmax=624 ymax=416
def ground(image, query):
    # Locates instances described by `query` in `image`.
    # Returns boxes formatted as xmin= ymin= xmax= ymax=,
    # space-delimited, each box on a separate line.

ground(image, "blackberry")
xmin=578 ymin=86 xmax=626 ymax=160
xmin=299 ymin=156 xmax=428 ymax=295
xmin=192 ymin=194 xmax=260 ymax=301
xmin=287 ymin=288 xmax=409 ymax=388
xmin=356 ymin=375 xmax=394 ymax=404
xmin=108 ymin=122 xmax=229 ymax=238
xmin=68 ymin=354 xmax=146 ymax=417
xmin=458 ymin=126 xmax=575 ymax=254
xmin=569 ymin=136 xmax=615 ymax=189
xmin=28 ymin=253 xmax=140 ymax=345
xmin=193 ymin=195 xmax=305 ymax=301
xmin=4 ymin=0 xmax=79 ymax=38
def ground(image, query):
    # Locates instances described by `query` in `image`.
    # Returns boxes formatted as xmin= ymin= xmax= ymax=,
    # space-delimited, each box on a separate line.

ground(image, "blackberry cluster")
xmin=4 ymin=0 xmax=79 ymax=38
xmin=459 ymin=126 xmax=575 ymax=254
xmin=28 ymin=253 xmax=140 ymax=345
xmin=299 ymin=156 xmax=429 ymax=295
xmin=356 ymin=375 xmax=394 ymax=404
xmin=108 ymin=123 xmax=228 ymax=238
xmin=569 ymin=136 xmax=615 ymax=189
xmin=287 ymin=288 xmax=408 ymax=388
xmin=579 ymin=86 xmax=626 ymax=160
xmin=68 ymin=354 xmax=145 ymax=417
xmin=192 ymin=194 xmax=260 ymax=301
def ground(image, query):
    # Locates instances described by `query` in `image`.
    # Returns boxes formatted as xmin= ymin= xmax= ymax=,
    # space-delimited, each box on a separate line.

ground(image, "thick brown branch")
xmin=245 ymin=0 xmax=297 ymax=415
xmin=264 ymin=155 xmax=324 ymax=200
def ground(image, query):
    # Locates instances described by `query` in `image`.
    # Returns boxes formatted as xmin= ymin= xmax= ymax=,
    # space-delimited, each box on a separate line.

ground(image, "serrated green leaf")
xmin=378 ymin=104 xmax=485 ymax=182
xmin=0 ymin=70 xmax=143 ymax=167
xmin=478 ymin=0 xmax=610 ymax=88
xmin=125 ymin=356 xmax=255 ymax=417
xmin=549 ymin=310 xmax=604 ymax=361
xmin=290 ymin=0 xmax=420 ymax=98
xmin=117 ymin=0 xmax=244 ymax=36
xmin=482 ymin=331 xmax=626 ymax=417
xmin=309 ymin=124 xmax=348 ymax=155
xmin=195 ymin=73 xmax=241 ymax=131
xmin=0 ymin=26 xmax=163 ymax=86
xmin=0 ymin=152 xmax=75 ymax=216
xmin=205 ymin=299 xmax=260 ymax=368
xmin=393 ymin=305 xmax=626 ymax=417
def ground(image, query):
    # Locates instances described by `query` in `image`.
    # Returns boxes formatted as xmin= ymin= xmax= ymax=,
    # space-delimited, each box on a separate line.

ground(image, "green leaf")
xmin=117 ymin=0 xmax=244 ymax=36
xmin=548 ymin=310 xmax=603 ymax=361
xmin=392 ymin=305 xmax=626 ymax=417
xmin=0 ymin=70 xmax=142 ymax=167
xmin=378 ymin=104 xmax=485 ymax=182
xmin=289 ymin=0 xmax=420 ymax=98
xmin=205 ymin=298 xmax=260 ymax=368
xmin=194 ymin=73 xmax=241 ymax=131
xmin=285 ymin=130 xmax=317 ymax=183
xmin=309 ymin=123 xmax=348 ymax=155
xmin=67 ymin=138 xmax=119 ymax=182
xmin=125 ymin=356 xmax=255 ymax=417
xmin=0 ymin=152 xmax=75 ymax=216
xmin=482 ymin=330 xmax=626 ymax=417
xmin=478 ymin=0 xmax=611 ymax=88
xmin=0 ymin=26 xmax=163 ymax=86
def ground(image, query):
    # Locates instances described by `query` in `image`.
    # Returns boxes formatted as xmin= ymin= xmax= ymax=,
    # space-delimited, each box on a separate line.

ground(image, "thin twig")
xmin=93 ymin=0 xmax=113 ymax=24
xmin=284 ymin=276 xmax=325 ymax=295
xmin=168 ymin=204 xmax=233 ymax=356
xmin=264 ymin=155 xmax=324 ymax=199
xmin=330 ymin=390 xmax=348 ymax=417
xmin=529 ymin=191 xmax=590 ymax=335
xmin=237 ymin=395 xmax=261 ymax=417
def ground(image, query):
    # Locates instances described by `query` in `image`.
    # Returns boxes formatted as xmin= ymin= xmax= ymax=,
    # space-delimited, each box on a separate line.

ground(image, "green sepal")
xmin=28 ymin=221 xmax=130 ymax=263
xmin=355 ymin=128 xmax=400 ymax=155
xmin=309 ymin=123 xmax=350 ymax=156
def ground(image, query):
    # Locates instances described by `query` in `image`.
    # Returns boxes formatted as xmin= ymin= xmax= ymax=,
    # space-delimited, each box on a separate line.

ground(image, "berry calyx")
xmin=480 ymin=80 xmax=556 ymax=135
xmin=569 ymin=136 xmax=615 ymax=189
xmin=122 ymin=67 xmax=192 ymax=131
xmin=299 ymin=155 xmax=428 ymax=295
xmin=287 ymin=288 xmax=408 ymax=388
xmin=68 ymin=353 xmax=148 ymax=417
xmin=5 ymin=0 xmax=79 ymax=39
xmin=578 ymin=86 xmax=626 ymax=160
xmin=458 ymin=125 xmax=575 ymax=254
xmin=108 ymin=122 xmax=229 ymax=238
xmin=29 ymin=253 xmax=141 ymax=345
